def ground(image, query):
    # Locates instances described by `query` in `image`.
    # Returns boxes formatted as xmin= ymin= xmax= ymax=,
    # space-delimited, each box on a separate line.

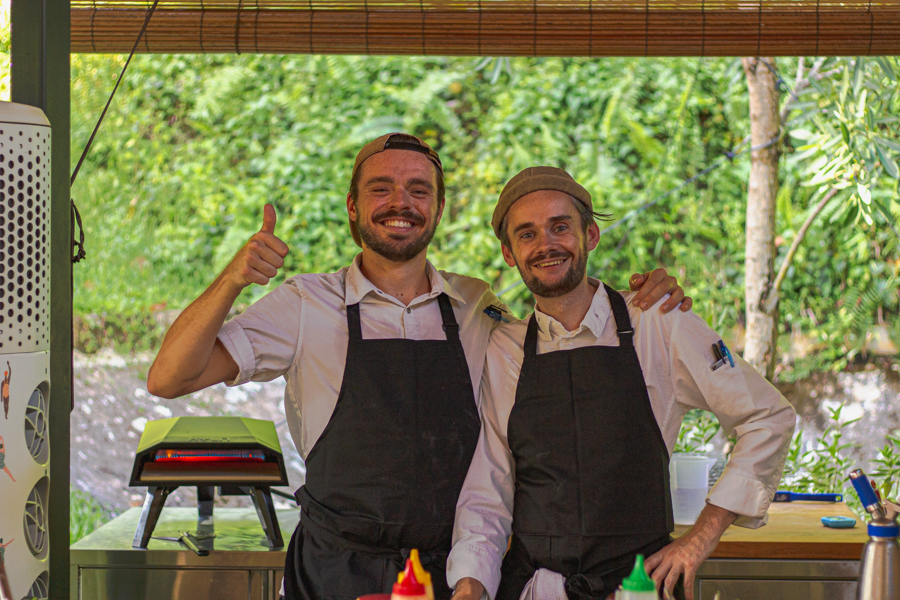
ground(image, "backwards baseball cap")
xmin=349 ymin=133 xmax=444 ymax=247
xmin=491 ymin=166 xmax=593 ymax=240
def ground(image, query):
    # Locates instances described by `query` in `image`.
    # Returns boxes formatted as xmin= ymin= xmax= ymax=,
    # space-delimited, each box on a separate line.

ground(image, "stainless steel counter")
xmin=70 ymin=507 xmax=298 ymax=600
xmin=71 ymin=507 xmax=862 ymax=600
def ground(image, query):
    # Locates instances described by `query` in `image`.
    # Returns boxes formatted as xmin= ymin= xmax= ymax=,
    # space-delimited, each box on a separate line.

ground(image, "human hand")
xmin=451 ymin=577 xmax=485 ymax=600
xmin=644 ymin=504 xmax=736 ymax=600
xmin=628 ymin=268 xmax=692 ymax=313
xmin=223 ymin=203 xmax=290 ymax=289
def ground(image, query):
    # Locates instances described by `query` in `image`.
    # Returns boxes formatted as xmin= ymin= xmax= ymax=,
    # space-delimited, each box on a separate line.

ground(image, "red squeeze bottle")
xmin=391 ymin=560 xmax=428 ymax=600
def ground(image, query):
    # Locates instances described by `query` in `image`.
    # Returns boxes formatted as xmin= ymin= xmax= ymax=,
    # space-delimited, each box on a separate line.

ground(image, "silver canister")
xmin=857 ymin=514 xmax=900 ymax=600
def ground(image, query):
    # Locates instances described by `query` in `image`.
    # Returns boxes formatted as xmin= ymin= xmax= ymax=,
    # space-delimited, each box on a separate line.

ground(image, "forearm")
xmin=451 ymin=577 xmax=485 ymax=600
xmin=692 ymin=503 xmax=737 ymax=547
xmin=148 ymin=271 xmax=243 ymax=398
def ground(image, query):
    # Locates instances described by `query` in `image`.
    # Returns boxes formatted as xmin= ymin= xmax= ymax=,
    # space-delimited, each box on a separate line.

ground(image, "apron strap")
xmin=523 ymin=313 xmax=539 ymax=358
xmin=604 ymin=284 xmax=635 ymax=347
xmin=346 ymin=302 xmax=363 ymax=342
xmin=437 ymin=292 xmax=460 ymax=343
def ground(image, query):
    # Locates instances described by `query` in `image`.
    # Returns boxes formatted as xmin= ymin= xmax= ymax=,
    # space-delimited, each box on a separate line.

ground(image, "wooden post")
xmin=11 ymin=1 xmax=72 ymax=598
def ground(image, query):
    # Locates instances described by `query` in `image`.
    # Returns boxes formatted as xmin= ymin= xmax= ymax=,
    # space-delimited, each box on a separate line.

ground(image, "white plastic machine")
xmin=0 ymin=101 xmax=51 ymax=599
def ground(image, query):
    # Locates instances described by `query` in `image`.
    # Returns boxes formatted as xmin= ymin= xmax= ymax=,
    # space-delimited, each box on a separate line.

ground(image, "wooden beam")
xmin=70 ymin=1 xmax=900 ymax=56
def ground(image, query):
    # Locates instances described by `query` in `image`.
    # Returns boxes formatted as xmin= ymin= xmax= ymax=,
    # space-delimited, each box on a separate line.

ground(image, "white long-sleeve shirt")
xmin=447 ymin=281 xmax=797 ymax=600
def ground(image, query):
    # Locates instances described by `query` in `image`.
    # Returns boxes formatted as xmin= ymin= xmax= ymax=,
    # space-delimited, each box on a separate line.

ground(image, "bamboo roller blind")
xmin=71 ymin=1 xmax=900 ymax=56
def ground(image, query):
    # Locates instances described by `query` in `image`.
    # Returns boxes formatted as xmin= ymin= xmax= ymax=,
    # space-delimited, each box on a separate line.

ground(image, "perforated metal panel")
xmin=0 ymin=104 xmax=51 ymax=599
xmin=0 ymin=107 xmax=50 ymax=353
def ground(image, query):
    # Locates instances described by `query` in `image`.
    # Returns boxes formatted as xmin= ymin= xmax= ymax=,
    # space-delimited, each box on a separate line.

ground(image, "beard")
xmin=514 ymin=239 xmax=589 ymax=298
xmin=356 ymin=208 xmax=438 ymax=263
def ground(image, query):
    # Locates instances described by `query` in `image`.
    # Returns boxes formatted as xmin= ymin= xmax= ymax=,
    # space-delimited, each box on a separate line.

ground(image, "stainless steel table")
xmin=71 ymin=507 xmax=863 ymax=600
xmin=70 ymin=507 xmax=298 ymax=600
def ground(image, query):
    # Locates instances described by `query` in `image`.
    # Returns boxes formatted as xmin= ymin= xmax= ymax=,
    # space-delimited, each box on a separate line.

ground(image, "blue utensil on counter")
xmin=822 ymin=516 xmax=857 ymax=528
xmin=774 ymin=491 xmax=843 ymax=502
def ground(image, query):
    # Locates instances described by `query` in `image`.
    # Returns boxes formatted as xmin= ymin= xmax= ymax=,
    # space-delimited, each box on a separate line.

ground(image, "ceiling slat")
xmin=71 ymin=1 xmax=900 ymax=55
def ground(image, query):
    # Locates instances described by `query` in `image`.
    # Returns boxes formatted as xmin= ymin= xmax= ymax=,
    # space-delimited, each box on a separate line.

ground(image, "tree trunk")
xmin=742 ymin=57 xmax=781 ymax=379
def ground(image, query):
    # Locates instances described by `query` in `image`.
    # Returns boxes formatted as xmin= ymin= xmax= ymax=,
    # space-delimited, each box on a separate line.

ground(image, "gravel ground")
xmin=72 ymin=349 xmax=305 ymax=513
xmin=72 ymin=348 xmax=900 ymax=516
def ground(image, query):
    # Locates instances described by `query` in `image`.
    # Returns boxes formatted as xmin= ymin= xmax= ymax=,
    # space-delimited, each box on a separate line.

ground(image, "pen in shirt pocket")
xmin=710 ymin=340 xmax=734 ymax=371
xmin=484 ymin=305 xmax=513 ymax=324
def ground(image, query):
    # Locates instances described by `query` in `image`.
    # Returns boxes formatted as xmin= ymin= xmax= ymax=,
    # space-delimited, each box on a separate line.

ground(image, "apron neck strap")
xmin=524 ymin=313 xmax=539 ymax=358
xmin=346 ymin=293 xmax=459 ymax=342
xmin=346 ymin=302 xmax=363 ymax=341
xmin=603 ymin=283 xmax=635 ymax=346
xmin=437 ymin=293 xmax=460 ymax=343
xmin=524 ymin=284 xmax=634 ymax=355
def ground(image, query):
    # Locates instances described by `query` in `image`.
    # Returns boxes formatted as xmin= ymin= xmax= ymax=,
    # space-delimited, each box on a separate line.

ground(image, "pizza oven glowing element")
xmin=129 ymin=416 xmax=289 ymax=549
xmin=0 ymin=101 xmax=51 ymax=600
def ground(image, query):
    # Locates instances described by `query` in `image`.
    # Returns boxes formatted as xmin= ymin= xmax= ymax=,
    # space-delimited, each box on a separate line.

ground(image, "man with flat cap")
xmin=148 ymin=135 xmax=690 ymax=600
xmin=448 ymin=167 xmax=796 ymax=600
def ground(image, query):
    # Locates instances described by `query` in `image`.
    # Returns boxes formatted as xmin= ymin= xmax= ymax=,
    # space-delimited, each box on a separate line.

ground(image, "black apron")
xmin=283 ymin=292 xmax=480 ymax=600
xmin=496 ymin=285 xmax=674 ymax=600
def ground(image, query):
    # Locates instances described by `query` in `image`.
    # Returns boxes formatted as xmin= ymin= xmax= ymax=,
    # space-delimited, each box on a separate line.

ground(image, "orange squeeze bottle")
xmin=391 ymin=559 xmax=428 ymax=600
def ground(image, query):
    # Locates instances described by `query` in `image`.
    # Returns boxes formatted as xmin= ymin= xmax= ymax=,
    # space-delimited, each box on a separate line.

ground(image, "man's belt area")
xmin=512 ymin=533 xmax=672 ymax=600
xmin=295 ymin=486 xmax=450 ymax=568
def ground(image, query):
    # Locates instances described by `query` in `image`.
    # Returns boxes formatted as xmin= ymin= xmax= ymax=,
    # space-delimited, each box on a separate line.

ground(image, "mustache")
xmin=372 ymin=209 xmax=426 ymax=227
xmin=526 ymin=250 xmax=571 ymax=268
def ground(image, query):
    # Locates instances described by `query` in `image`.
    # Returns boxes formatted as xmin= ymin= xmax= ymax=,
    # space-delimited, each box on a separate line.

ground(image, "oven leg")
xmin=198 ymin=485 xmax=215 ymax=519
xmin=133 ymin=485 xmax=175 ymax=548
xmin=249 ymin=486 xmax=284 ymax=549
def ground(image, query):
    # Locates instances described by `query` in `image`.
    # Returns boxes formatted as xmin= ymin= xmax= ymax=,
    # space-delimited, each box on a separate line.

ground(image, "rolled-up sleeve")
xmin=668 ymin=312 xmax=797 ymax=528
xmin=216 ymin=279 xmax=304 ymax=386
xmin=448 ymin=336 xmax=520 ymax=600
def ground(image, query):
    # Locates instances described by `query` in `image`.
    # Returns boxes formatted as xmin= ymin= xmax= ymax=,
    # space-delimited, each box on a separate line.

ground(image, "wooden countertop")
xmin=672 ymin=502 xmax=869 ymax=560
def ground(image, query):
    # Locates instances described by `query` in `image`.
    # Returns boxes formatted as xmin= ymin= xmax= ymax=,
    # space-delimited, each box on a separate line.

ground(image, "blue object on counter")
xmin=774 ymin=491 xmax=843 ymax=502
xmin=850 ymin=471 xmax=882 ymax=513
xmin=822 ymin=516 xmax=857 ymax=529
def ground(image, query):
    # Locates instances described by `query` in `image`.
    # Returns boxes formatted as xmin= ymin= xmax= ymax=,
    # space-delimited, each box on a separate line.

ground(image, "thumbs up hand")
xmin=224 ymin=203 xmax=290 ymax=289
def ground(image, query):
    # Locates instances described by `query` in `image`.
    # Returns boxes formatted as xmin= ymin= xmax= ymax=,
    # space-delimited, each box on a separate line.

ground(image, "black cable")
xmin=72 ymin=202 xmax=86 ymax=264
xmin=69 ymin=0 xmax=160 ymax=264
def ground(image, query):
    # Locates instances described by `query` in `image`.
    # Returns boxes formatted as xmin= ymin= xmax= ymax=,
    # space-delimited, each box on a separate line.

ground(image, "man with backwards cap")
xmin=447 ymin=167 xmax=796 ymax=600
xmin=147 ymin=135 xmax=689 ymax=600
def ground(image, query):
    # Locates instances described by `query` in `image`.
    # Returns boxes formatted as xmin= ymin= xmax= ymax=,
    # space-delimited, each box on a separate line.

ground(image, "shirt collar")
xmin=533 ymin=278 xmax=611 ymax=340
xmin=344 ymin=254 xmax=466 ymax=307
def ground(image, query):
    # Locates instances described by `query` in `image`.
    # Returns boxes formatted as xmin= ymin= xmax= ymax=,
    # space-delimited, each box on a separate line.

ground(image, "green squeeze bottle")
xmin=614 ymin=555 xmax=659 ymax=600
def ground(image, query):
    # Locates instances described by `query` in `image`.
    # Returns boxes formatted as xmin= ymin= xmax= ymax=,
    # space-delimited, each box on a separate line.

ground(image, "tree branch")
xmin=779 ymin=57 xmax=829 ymax=124
xmin=761 ymin=187 xmax=841 ymax=314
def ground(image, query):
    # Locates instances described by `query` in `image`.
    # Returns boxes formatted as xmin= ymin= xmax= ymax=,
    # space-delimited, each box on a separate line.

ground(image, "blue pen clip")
xmin=717 ymin=340 xmax=735 ymax=368
xmin=484 ymin=305 xmax=512 ymax=324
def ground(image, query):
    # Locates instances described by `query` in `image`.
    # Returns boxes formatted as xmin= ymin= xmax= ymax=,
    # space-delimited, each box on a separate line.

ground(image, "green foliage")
xmin=789 ymin=404 xmax=860 ymax=495
xmin=675 ymin=403 xmax=896 ymax=518
xmin=674 ymin=409 xmax=722 ymax=455
xmin=71 ymin=490 xmax=115 ymax=544
xmin=872 ymin=432 xmax=900 ymax=502
xmin=54 ymin=52 xmax=900 ymax=379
